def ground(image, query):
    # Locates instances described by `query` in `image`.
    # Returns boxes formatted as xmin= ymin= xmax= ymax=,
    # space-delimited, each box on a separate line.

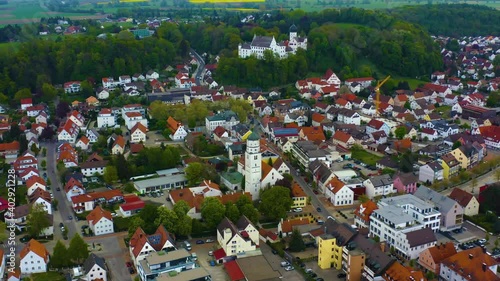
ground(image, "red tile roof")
xmin=441 ymin=247 xmax=499 ymax=281
xmin=354 ymin=200 xmax=378 ymax=222
xmin=86 ymin=206 xmax=112 ymax=224
xmin=224 ymin=260 xmax=245 ymax=281
xmin=449 ymin=188 xmax=476 ymax=208
xmin=332 ymin=131 xmax=352 ymax=144
xmin=280 ymin=217 xmax=310 ymax=233
xmin=0 ymin=141 xmax=20 ymax=152
xmin=213 ymin=248 xmax=227 ymax=260
xmin=131 ymin=122 xmax=147 ymax=134
xmin=425 ymin=242 xmax=457 ymax=266
xmin=20 ymin=239 xmax=49 ymax=262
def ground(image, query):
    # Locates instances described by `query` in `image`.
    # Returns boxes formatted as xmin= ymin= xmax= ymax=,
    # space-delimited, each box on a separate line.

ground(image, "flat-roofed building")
xmin=137 ymin=249 xmax=195 ymax=281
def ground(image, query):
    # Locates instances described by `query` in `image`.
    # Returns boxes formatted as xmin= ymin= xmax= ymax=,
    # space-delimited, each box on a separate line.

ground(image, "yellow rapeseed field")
xmin=190 ymin=0 xmax=264 ymax=3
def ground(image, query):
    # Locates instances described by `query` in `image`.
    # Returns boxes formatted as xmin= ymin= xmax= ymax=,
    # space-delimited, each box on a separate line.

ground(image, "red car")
xmin=126 ymin=262 xmax=133 ymax=268
xmin=313 ymin=190 xmax=319 ymax=194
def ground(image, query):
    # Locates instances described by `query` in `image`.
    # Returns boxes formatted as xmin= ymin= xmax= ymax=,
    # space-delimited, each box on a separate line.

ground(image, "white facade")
xmin=171 ymin=126 xmax=188 ymax=141
xmin=85 ymin=263 xmax=107 ymax=281
xmin=97 ymin=112 xmax=116 ymax=128
xmin=20 ymin=250 xmax=48 ymax=274
xmin=32 ymin=198 xmax=52 ymax=215
xmin=66 ymin=186 xmax=85 ymax=201
xmin=329 ymin=185 xmax=354 ymax=206
xmin=124 ymin=113 xmax=148 ymax=130
xmin=130 ymin=129 xmax=146 ymax=143
xmin=90 ymin=217 xmax=114 ymax=236
xmin=338 ymin=112 xmax=361 ymax=125
xmin=363 ymin=175 xmax=395 ymax=199
xmin=245 ymin=134 xmax=262 ymax=200
xmin=238 ymin=26 xmax=307 ymax=59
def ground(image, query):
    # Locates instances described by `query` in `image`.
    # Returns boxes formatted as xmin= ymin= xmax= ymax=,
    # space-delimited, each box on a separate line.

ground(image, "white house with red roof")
xmin=29 ymin=188 xmax=52 ymax=215
xmin=345 ymin=77 xmax=374 ymax=89
xmin=18 ymin=167 xmax=39 ymax=184
xmin=167 ymin=116 xmax=188 ymax=141
xmin=20 ymin=98 xmax=33 ymax=111
xmin=366 ymin=119 xmax=391 ymax=136
xmin=57 ymin=119 xmax=79 ymax=143
xmin=26 ymin=104 xmax=46 ymax=117
xmin=462 ymin=93 xmax=485 ymax=107
xmin=26 ymin=176 xmax=46 ymax=196
xmin=97 ymin=108 xmax=116 ymax=128
xmin=87 ymin=206 xmax=114 ymax=236
xmin=112 ymin=135 xmax=126 ymax=155
xmin=64 ymin=81 xmax=81 ymax=93
xmin=20 ymin=239 xmax=49 ymax=274
xmin=58 ymin=143 xmax=78 ymax=168
xmin=478 ymin=125 xmax=500 ymax=149
xmin=421 ymin=128 xmax=439 ymax=141
xmin=323 ymin=69 xmax=341 ymax=86
xmin=130 ymin=123 xmax=147 ymax=143
xmin=35 ymin=112 xmax=48 ymax=124
xmin=65 ymin=177 xmax=85 ymax=201
xmin=129 ymin=225 xmax=176 ymax=266
xmin=71 ymin=194 xmax=96 ymax=213
xmin=124 ymin=111 xmax=148 ymax=130
xmin=13 ymin=152 xmax=38 ymax=174
xmin=68 ymin=110 xmax=85 ymax=127
xmin=102 ymin=77 xmax=119 ymax=89
xmin=423 ymin=83 xmax=452 ymax=98
xmin=76 ymin=136 xmax=90 ymax=150
xmin=119 ymin=194 xmax=145 ymax=217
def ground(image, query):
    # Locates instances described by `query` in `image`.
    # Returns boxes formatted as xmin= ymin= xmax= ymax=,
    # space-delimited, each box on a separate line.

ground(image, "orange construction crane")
xmin=375 ymin=75 xmax=391 ymax=115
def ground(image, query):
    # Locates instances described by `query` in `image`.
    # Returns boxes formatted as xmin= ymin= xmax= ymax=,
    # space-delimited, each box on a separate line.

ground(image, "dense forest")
xmin=388 ymin=4 xmax=500 ymax=36
xmin=0 ymin=8 xmax=442 ymax=99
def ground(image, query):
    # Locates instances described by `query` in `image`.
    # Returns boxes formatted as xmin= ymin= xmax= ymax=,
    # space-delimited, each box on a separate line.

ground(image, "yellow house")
xmin=317 ymin=218 xmax=357 ymax=270
xmin=441 ymin=153 xmax=460 ymax=179
xmin=291 ymin=182 xmax=307 ymax=208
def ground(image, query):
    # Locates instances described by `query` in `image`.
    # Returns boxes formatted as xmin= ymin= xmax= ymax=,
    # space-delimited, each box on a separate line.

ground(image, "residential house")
xmin=354 ymin=200 xmax=378 ymax=229
xmin=205 ymin=110 xmax=240 ymax=131
xmin=366 ymin=119 xmax=391 ymax=136
xmin=421 ymin=128 xmax=440 ymax=141
xmin=331 ymin=131 xmax=355 ymax=148
xmin=362 ymin=103 xmax=377 ymax=116
xmin=393 ymin=172 xmax=418 ymax=194
xmin=35 ymin=112 xmax=48 ymax=124
xmin=57 ymin=119 xmax=79 ymax=143
xmin=28 ymin=188 xmax=52 ymax=215
xmin=479 ymin=125 xmax=500 ymax=150
xmin=137 ymin=249 xmax=196 ymax=281
xmin=448 ymin=188 xmax=479 ymax=216
xmin=325 ymin=177 xmax=354 ymax=206
xmin=337 ymin=109 xmax=361 ymax=125
xmin=397 ymin=227 xmax=437 ymax=260
xmin=317 ymin=218 xmax=357 ymax=270
xmin=450 ymin=144 xmax=482 ymax=169
xmin=13 ymin=152 xmax=38 ymax=174
xmin=439 ymin=247 xmax=499 ymax=281
xmin=419 ymin=161 xmax=444 ymax=184
xmin=167 ymin=116 xmax=188 ymax=141
xmin=86 ymin=129 xmax=100 ymax=143
xmin=75 ymin=136 xmax=90 ymax=150
xmin=26 ymin=176 xmax=46 ymax=196
xmin=64 ymin=81 xmax=81 ymax=93
xmin=370 ymin=131 xmax=388 ymax=144
xmin=7 ymin=269 xmax=21 ymax=281
xmin=57 ymin=143 xmax=78 ymax=168
xmin=87 ymin=206 xmax=114 ymax=236
xmin=217 ymin=216 xmax=259 ymax=256
xmin=96 ymin=88 xmax=110 ymax=100
xmin=363 ymin=174 xmax=394 ymax=199
xmin=65 ymin=177 xmax=85 ymax=201
xmin=291 ymin=182 xmax=307 ymax=208
xmin=440 ymin=153 xmax=460 ymax=179
xmin=383 ymin=261 xmax=427 ymax=281
xmin=418 ymin=242 xmax=457 ymax=274
xmin=83 ymin=254 xmax=108 ymax=281
xmin=20 ymin=239 xmax=49 ymax=274
xmin=130 ymin=123 xmax=147 ymax=143
xmin=86 ymin=96 xmax=99 ymax=106
xmin=21 ymin=98 xmax=33 ymax=111
xmin=112 ymin=135 xmax=126 ymax=155
xmin=96 ymin=108 xmax=116 ymax=128
xmin=129 ymin=225 xmax=176 ymax=265
xmin=119 ymin=195 xmax=146 ymax=217
xmin=414 ymin=186 xmax=464 ymax=231
xmin=146 ymin=70 xmax=159 ymax=80
xmin=299 ymin=126 xmax=326 ymax=143
xmin=124 ymin=111 xmax=148 ymax=130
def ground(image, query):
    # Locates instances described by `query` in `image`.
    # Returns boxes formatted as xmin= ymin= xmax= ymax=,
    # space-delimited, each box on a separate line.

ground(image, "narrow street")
xmin=43 ymin=141 xmax=77 ymax=239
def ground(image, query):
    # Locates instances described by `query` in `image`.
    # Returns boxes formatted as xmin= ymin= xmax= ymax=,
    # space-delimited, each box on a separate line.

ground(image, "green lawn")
xmin=0 ymin=42 xmax=21 ymax=53
xmin=435 ymin=105 xmax=452 ymax=118
xmin=31 ymin=272 xmax=66 ymax=281
xmin=352 ymin=149 xmax=382 ymax=166
xmin=392 ymin=77 xmax=428 ymax=90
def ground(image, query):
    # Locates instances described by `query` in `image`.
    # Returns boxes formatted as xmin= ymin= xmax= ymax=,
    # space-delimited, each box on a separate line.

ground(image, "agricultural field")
xmin=190 ymin=0 xmax=264 ymax=3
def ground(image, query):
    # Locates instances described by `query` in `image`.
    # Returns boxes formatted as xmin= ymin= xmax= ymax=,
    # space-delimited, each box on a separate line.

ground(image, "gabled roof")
xmin=321 ymin=218 xmax=357 ymax=246
xmin=425 ymin=242 xmax=457 ymax=265
xmin=441 ymin=247 xmax=499 ymax=281
xmin=405 ymin=227 xmax=436 ymax=248
xmin=167 ymin=116 xmax=182 ymax=132
xmin=86 ymin=206 xmax=112 ymax=224
xmin=83 ymin=253 xmax=106 ymax=275
xmin=113 ymin=135 xmax=125 ymax=149
xmin=367 ymin=119 xmax=385 ymax=130
xmin=332 ymin=130 xmax=353 ymax=144
xmin=20 ymin=239 xmax=49 ymax=262
xmin=383 ymin=262 xmax=426 ymax=281
xmin=280 ymin=217 xmax=310 ymax=233
xmin=131 ymin=122 xmax=147 ymax=134
xmin=291 ymin=182 xmax=307 ymax=198
xmin=26 ymin=176 xmax=46 ymax=188
xmin=414 ymin=186 xmax=459 ymax=213
xmin=354 ymin=200 xmax=378 ymax=223
xmin=449 ymin=188 xmax=476 ymax=208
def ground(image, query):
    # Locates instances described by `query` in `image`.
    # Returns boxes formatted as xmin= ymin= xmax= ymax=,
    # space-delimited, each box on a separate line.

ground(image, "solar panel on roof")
xmin=148 ymin=234 xmax=162 ymax=245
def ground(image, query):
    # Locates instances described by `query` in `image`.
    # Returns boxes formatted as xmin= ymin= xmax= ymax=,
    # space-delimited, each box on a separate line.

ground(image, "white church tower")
xmin=289 ymin=24 xmax=298 ymax=42
xmin=245 ymin=132 xmax=262 ymax=200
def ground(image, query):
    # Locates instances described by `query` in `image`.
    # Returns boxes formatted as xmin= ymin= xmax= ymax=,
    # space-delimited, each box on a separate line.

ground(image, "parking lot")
xmin=330 ymin=159 xmax=376 ymax=177
xmin=189 ymin=240 xmax=229 ymax=281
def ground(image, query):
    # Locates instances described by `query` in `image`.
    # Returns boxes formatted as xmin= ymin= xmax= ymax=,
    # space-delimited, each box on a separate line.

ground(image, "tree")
xmin=155 ymin=206 xmax=178 ymax=232
xmin=41 ymin=159 xmax=46 ymax=169
xmin=26 ymin=204 xmax=51 ymax=237
xmin=288 ymin=228 xmax=306 ymax=252
xmin=395 ymin=126 xmax=407 ymax=140
xmin=41 ymin=83 xmax=57 ymax=101
xmin=14 ymin=88 xmax=31 ymax=101
xmin=50 ymin=240 xmax=70 ymax=268
xmin=68 ymin=234 xmax=89 ymax=264
xmin=184 ymin=162 xmax=205 ymax=185
xmin=358 ymin=194 xmax=369 ymax=203
xmin=139 ymin=204 xmax=159 ymax=234
xmin=176 ymin=215 xmax=193 ymax=237
xmin=173 ymin=200 xmax=190 ymax=218
xmin=201 ymin=197 xmax=226 ymax=229
xmin=240 ymin=204 xmax=260 ymax=224
xmin=56 ymin=101 xmax=70 ymax=119
xmin=117 ymin=30 xmax=135 ymax=40
xmin=225 ymin=202 xmax=240 ymax=223
xmin=128 ymin=216 xmax=145 ymax=237
xmin=452 ymin=141 xmax=462 ymax=150
xmin=103 ymin=165 xmax=118 ymax=184
xmin=259 ymin=186 xmax=293 ymax=220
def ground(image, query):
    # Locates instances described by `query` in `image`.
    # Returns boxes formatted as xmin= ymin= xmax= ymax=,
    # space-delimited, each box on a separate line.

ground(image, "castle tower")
xmin=289 ymin=24 xmax=298 ymax=41
xmin=245 ymin=131 xmax=262 ymax=200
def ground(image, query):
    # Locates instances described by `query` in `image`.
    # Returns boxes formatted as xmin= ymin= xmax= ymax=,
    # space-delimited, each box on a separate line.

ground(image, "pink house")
xmin=393 ymin=172 xmax=419 ymax=194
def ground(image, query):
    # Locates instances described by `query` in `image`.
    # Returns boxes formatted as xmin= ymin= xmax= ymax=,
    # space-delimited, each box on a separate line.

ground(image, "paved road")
xmin=43 ymin=141 xmax=77 ymax=239
xmin=190 ymin=48 xmax=205 ymax=86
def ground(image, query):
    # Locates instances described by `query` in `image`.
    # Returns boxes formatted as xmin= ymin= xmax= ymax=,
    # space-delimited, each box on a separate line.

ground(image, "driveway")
xmin=85 ymin=232 xmax=132 ymax=281
xmin=192 ymin=242 xmax=228 ymax=281
xmin=260 ymin=243 xmax=304 ymax=281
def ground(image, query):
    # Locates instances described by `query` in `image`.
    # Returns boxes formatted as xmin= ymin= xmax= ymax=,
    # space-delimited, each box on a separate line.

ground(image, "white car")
xmin=293 ymin=208 xmax=303 ymax=213
xmin=285 ymin=266 xmax=294 ymax=271
xmin=208 ymin=251 xmax=213 ymax=256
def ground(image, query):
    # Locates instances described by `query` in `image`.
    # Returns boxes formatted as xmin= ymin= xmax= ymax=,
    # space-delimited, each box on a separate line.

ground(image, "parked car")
xmin=183 ymin=241 xmax=191 ymax=251
xmin=196 ymin=240 xmax=205 ymax=244
xmin=56 ymin=187 xmax=60 ymax=191
xmin=316 ymin=207 xmax=322 ymax=212
xmin=59 ymin=223 xmax=64 ymax=228
xmin=338 ymin=273 xmax=347 ymax=278
xmin=129 ymin=267 xmax=135 ymax=274
xmin=313 ymin=190 xmax=319 ymax=194
xmin=68 ymin=215 xmax=73 ymax=220
xmin=191 ymin=253 xmax=198 ymax=261
xmin=284 ymin=266 xmax=294 ymax=271
xmin=280 ymin=261 xmax=290 ymax=267
xmin=208 ymin=251 xmax=213 ymax=256
xmin=205 ymin=239 xmax=214 ymax=243
xmin=126 ymin=262 xmax=132 ymax=268
xmin=293 ymin=208 xmax=303 ymax=213
xmin=20 ymin=235 xmax=31 ymax=243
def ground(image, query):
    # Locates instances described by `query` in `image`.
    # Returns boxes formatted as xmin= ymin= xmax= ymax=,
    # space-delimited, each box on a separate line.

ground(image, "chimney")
xmin=482 ymin=263 xmax=487 ymax=272
xmin=469 ymin=254 xmax=473 ymax=260
xmin=379 ymin=241 xmax=386 ymax=253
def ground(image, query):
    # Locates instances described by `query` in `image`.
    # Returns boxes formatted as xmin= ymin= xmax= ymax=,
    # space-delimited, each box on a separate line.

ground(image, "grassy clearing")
xmin=352 ymin=149 xmax=382 ymax=166
xmin=190 ymin=0 xmax=264 ymax=3
xmin=435 ymin=105 xmax=452 ymax=117
xmin=392 ymin=77 xmax=427 ymax=90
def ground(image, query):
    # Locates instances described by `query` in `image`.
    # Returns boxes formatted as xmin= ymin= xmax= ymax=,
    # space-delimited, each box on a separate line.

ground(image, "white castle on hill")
xmin=238 ymin=24 xmax=308 ymax=59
